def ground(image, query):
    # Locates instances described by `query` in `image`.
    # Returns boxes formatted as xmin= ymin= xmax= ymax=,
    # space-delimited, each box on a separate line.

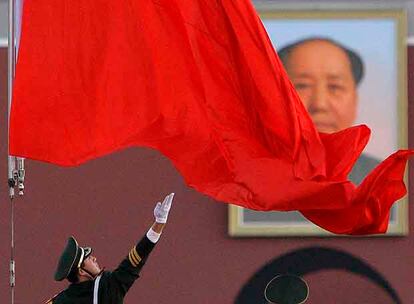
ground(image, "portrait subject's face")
xmin=284 ymin=40 xmax=358 ymax=133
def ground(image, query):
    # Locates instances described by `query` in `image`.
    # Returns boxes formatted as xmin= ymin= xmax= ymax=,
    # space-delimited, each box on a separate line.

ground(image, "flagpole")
xmin=8 ymin=0 xmax=26 ymax=303
xmin=8 ymin=0 xmax=16 ymax=301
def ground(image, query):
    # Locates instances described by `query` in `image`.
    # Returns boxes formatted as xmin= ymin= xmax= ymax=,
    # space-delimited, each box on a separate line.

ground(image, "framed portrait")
xmin=228 ymin=10 xmax=408 ymax=237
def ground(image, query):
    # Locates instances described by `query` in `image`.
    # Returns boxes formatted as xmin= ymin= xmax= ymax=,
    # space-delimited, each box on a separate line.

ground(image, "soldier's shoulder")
xmin=44 ymin=290 xmax=64 ymax=304
xmin=100 ymin=270 xmax=112 ymax=278
xmin=44 ymin=295 xmax=56 ymax=304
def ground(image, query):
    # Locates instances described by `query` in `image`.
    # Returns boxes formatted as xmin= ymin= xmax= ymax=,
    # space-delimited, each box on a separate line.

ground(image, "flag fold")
xmin=10 ymin=0 xmax=412 ymax=234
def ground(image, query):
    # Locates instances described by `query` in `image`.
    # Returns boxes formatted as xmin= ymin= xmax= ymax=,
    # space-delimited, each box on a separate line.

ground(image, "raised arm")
xmin=108 ymin=193 xmax=174 ymax=296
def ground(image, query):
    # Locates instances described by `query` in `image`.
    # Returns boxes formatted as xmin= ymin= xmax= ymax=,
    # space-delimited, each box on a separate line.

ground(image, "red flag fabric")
xmin=10 ymin=0 xmax=413 ymax=234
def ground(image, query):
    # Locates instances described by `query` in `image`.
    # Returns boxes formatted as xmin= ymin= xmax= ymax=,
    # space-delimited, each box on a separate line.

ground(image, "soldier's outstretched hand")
xmin=154 ymin=193 xmax=174 ymax=224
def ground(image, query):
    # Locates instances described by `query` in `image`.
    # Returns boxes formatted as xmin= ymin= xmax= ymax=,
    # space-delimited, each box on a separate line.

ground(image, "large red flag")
xmin=10 ymin=0 xmax=413 ymax=234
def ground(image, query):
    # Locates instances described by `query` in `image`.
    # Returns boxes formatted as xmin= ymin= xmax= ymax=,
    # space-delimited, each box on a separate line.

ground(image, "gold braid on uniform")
xmin=128 ymin=246 xmax=142 ymax=267
xmin=44 ymin=291 xmax=62 ymax=304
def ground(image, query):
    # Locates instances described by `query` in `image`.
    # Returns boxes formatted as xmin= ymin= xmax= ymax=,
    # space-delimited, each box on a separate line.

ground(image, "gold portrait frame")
xmin=228 ymin=9 xmax=408 ymax=237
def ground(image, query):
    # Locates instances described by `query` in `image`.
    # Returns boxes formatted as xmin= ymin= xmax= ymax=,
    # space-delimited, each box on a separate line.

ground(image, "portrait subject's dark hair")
xmin=278 ymin=37 xmax=365 ymax=86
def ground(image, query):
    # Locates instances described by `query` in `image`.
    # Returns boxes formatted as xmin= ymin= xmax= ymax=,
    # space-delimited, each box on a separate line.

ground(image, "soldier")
xmin=264 ymin=274 xmax=309 ymax=304
xmin=47 ymin=193 xmax=175 ymax=304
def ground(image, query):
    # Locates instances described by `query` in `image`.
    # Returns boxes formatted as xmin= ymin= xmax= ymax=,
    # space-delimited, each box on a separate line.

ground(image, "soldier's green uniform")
xmin=48 ymin=235 xmax=156 ymax=304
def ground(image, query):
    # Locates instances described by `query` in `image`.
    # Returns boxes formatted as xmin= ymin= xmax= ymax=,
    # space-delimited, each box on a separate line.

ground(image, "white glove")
xmin=154 ymin=193 xmax=174 ymax=223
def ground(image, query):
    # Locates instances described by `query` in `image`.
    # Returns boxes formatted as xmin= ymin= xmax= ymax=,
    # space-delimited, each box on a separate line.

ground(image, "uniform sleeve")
xmin=107 ymin=235 xmax=156 ymax=296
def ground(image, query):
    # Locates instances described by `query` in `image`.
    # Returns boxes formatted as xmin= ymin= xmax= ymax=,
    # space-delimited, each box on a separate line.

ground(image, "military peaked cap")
xmin=264 ymin=274 xmax=309 ymax=304
xmin=54 ymin=236 xmax=92 ymax=281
